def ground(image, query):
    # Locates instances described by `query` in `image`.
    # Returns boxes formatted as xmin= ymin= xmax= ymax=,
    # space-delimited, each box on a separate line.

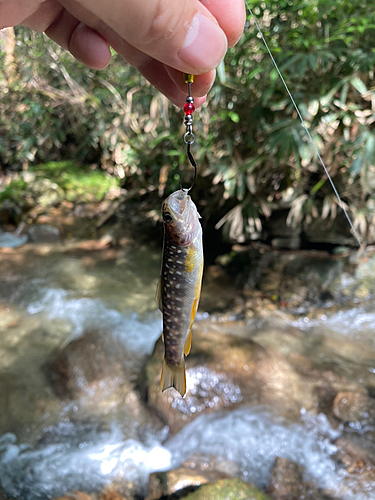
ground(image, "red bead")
xmin=184 ymin=102 xmax=195 ymax=115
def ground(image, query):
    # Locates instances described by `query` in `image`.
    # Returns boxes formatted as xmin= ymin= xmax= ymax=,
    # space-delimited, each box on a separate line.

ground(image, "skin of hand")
xmin=0 ymin=0 xmax=245 ymax=107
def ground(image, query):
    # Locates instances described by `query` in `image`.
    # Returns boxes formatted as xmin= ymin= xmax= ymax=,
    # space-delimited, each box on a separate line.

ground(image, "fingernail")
xmin=179 ymin=13 xmax=227 ymax=72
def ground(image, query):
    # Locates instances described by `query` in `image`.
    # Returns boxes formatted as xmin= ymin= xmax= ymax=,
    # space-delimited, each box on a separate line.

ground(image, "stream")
xmin=0 ymin=242 xmax=375 ymax=499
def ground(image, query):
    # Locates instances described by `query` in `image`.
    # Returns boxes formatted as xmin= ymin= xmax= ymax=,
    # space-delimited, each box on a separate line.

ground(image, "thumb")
xmin=66 ymin=0 xmax=228 ymax=74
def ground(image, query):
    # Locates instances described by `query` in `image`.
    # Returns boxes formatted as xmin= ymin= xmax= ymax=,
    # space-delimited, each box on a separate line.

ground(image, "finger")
xmin=61 ymin=0 xmax=228 ymax=74
xmin=0 ymin=0 xmax=42 ymax=28
xmin=105 ymin=27 xmax=207 ymax=108
xmin=69 ymin=23 xmax=111 ymax=69
xmin=22 ymin=0 xmax=62 ymax=32
xmin=45 ymin=9 xmax=111 ymax=69
xmin=199 ymin=0 xmax=246 ymax=47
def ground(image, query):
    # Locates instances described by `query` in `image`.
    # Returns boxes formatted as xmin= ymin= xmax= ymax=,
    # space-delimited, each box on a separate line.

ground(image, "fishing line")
xmin=244 ymin=0 xmax=362 ymax=248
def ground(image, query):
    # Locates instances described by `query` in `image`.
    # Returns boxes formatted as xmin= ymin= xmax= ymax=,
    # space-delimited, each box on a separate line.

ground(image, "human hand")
xmin=0 ymin=0 xmax=245 ymax=107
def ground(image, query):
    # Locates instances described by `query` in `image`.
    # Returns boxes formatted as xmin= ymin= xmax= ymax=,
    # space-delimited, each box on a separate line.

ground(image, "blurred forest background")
xmin=1 ymin=0 xmax=375 ymax=248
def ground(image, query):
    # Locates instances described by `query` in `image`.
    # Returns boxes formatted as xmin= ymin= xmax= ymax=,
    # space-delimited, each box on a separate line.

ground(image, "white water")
xmin=1 ymin=405 xmax=374 ymax=500
xmin=0 ymin=427 xmax=171 ymax=499
xmin=26 ymin=287 xmax=162 ymax=355
xmin=291 ymin=307 xmax=375 ymax=339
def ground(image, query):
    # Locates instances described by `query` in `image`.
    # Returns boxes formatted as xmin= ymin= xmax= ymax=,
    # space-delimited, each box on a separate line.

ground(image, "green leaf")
xmin=349 ymin=155 xmax=364 ymax=177
xmin=217 ymin=60 xmax=226 ymax=84
xmin=229 ymin=112 xmax=240 ymax=123
xmin=340 ymin=81 xmax=349 ymax=104
xmin=365 ymin=134 xmax=375 ymax=161
xmin=350 ymin=77 xmax=367 ymax=94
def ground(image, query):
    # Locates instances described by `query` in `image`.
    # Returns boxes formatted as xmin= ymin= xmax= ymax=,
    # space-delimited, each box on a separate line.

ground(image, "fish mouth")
xmin=168 ymin=190 xmax=190 ymax=217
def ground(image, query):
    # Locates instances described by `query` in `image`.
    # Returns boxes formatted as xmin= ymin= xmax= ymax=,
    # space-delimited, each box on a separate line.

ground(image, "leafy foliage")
xmin=1 ymin=0 xmax=375 ymax=244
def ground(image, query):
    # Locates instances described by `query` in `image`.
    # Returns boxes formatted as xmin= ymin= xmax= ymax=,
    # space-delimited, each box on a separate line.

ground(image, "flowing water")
xmin=0 ymin=243 xmax=375 ymax=499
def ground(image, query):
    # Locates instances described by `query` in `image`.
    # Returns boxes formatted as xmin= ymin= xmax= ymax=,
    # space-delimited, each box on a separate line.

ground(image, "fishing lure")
xmin=156 ymin=75 xmax=203 ymax=397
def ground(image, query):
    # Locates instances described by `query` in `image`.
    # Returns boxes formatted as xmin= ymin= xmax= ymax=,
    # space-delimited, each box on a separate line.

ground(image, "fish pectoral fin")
xmin=161 ymin=358 xmax=186 ymax=397
xmin=184 ymin=329 xmax=192 ymax=356
xmin=155 ymin=277 xmax=163 ymax=312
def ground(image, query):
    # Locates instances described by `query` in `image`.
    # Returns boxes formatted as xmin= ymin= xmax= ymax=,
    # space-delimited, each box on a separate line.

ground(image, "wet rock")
xmin=99 ymin=486 xmax=131 ymax=500
xmin=45 ymin=331 xmax=133 ymax=400
xmin=26 ymin=224 xmax=62 ymax=243
xmin=182 ymin=454 xmax=240 ymax=478
xmin=181 ymin=478 xmax=271 ymax=500
xmin=54 ymin=493 xmax=94 ymax=500
xmin=98 ymin=479 xmax=137 ymax=500
xmin=45 ymin=331 xmax=163 ymax=434
xmin=0 ymin=231 xmax=28 ymax=248
xmin=331 ymin=391 xmax=375 ymax=424
xmin=334 ymin=434 xmax=375 ymax=477
xmin=146 ymin=454 xmax=237 ymax=500
xmin=146 ymin=467 xmax=231 ymax=500
xmin=321 ymin=336 xmax=375 ymax=366
xmin=0 ymin=303 xmax=21 ymax=329
xmin=258 ymin=252 xmax=343 ymax=309
xmin=267 ymin=457 xmax=328 ymax=500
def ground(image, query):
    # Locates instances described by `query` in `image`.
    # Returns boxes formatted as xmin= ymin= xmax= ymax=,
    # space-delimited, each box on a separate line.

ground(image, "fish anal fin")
xmin=155 ymin=277 xmax=163 ymax=311
xmin=184 ymin=330 xmax=192 ymax=356
xmin=189 ymin=297 xmax=199 ymax=330
xmin=161 ymin=358 xmax=186 ymax=397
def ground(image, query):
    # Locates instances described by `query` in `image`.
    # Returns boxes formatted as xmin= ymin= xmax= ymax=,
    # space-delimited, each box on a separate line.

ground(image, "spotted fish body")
xmin=156 ymin=189 xmax=203 ymax=397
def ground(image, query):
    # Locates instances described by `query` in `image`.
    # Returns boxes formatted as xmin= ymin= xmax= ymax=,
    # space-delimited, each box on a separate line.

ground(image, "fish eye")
xmin=163 ymin=212 xmax=173 ymax=223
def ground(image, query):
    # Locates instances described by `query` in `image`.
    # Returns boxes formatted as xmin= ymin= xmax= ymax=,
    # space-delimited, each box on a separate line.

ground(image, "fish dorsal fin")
xmin=155 ymin=277 xmax=163 ymax=312
xmin=184 ymin=330 xmax=192 ymax=356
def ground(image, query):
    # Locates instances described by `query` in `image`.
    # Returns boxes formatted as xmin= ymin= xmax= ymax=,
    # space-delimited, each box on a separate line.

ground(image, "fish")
xmin=156 ymin=188 xmax=203 ymax=397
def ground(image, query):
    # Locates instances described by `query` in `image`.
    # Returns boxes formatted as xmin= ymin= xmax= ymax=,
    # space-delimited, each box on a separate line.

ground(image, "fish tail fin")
xmin=161 ymin=358 xmax=186 ymax=397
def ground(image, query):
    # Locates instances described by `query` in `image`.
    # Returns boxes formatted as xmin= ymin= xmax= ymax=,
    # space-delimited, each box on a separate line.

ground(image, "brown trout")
xmin=156 ymin=189 xmax=203 ymax=397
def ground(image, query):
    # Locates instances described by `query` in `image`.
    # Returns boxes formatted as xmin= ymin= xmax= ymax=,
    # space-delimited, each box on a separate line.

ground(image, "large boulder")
xmin=45 ymin=330 xmax=132 ymax=400
xmin=28 ymin=178 xmax=64 ymax=207
xmin=181 ymin=478 xmax=271 ymax=500
xmin=26 ymin=224 xmax=62 ymax=243
xmin=44 ymin=330 xmax=163 ymax=432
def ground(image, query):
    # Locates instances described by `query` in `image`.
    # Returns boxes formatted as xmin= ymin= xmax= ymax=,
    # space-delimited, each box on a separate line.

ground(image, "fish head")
xmin=162 ymin=189 xmax=201 ymax=245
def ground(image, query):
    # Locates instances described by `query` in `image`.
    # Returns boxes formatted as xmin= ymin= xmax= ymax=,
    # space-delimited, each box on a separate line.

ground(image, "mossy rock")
xmin=182 ymin=479 xmax=271 ymax=500
xmin=30 ymin=161 xmax=118 ymax=202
